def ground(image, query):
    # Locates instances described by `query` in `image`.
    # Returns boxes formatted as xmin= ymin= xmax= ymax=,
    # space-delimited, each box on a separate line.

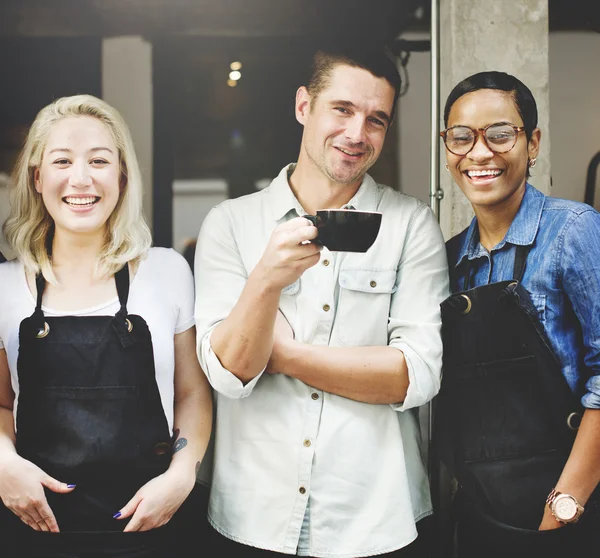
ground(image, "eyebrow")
xmin=48 ymin=147 xmax=114 ymax=154
xmin=330 ymin=100 xmax=391 ymax=125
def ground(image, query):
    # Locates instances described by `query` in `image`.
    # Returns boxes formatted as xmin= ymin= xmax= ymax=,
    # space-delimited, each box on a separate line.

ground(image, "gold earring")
xmin=529 ymin=158 xmax=537 ymax=168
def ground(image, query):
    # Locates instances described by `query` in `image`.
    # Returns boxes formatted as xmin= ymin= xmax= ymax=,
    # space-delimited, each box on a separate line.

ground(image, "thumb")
xmin=41 ymin=475 xmax=76 ymax=494
xmin=114 ymin=493 xmax=142 ymax=520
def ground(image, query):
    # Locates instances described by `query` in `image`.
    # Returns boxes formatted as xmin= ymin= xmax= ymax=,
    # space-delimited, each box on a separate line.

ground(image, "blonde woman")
xmin=0 ymin=95 xmax=212 ymax=556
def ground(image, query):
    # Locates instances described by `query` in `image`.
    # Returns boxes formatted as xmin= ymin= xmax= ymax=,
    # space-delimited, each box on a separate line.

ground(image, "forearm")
xmin=210 ymin=270 xmax=281 ymax=382
xmin=168 ymin=389 xmax=213 ymax=482
xmin=0 ymin=406 xmax=16 ymax=462
xmin=539 ymin=408 xmax=600 ymax=528
xmin=555 ymin=408 xmax=600 ymax=503
xmin=276 ymin=341 xmax=408 ymax=404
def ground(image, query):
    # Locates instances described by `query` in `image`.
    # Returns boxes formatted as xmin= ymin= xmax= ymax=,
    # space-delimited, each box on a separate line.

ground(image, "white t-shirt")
xmin=0 ymin=247 xmax=195 ymax=433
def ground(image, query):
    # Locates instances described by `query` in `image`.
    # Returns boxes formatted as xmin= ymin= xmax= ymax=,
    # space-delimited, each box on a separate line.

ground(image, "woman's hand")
xmin=0 ymin=453 xmax=75 ymax=532
xmin=116 ymin=467 xmax=195 ymax=532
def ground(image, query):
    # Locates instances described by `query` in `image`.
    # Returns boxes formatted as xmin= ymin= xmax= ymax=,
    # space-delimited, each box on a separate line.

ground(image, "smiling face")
xmin=296 ymin=64 xmax=395 ymax=188
xmin=35 ymin=115 xmax=121 ymax=239
xmin=445 ymin=89 xmax=540 ymax=211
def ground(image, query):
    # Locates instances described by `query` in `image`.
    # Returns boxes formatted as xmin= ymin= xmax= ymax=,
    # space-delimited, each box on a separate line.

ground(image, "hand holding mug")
xmin=256 ymin=217 xmax=321 ymax=291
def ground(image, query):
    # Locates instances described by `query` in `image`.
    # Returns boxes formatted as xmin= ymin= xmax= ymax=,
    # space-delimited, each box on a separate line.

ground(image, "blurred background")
xmin=0 ymin=0 xmax=598 ymax=261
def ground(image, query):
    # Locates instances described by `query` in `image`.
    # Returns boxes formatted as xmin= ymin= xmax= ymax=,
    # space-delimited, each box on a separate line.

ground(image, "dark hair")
xmin=307 ymin=46 xmax=402 ymax=123
xmin=443 ymin=71 xmax=538 ymax=141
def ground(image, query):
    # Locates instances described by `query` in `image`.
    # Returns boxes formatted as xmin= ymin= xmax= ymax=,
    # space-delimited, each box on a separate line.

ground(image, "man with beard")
xmin=195 ymin=46 xmax=449 ymax=558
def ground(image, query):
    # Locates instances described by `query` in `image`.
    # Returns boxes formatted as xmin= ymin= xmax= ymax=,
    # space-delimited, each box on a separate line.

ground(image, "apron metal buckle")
xmin=566 ymin=412 xmax=582 ymax=431
xmin=36 ymin=322 xmax=50 ymax=339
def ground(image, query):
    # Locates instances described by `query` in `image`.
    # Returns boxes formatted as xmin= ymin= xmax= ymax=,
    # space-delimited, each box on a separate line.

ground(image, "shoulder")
xmin=376 ymin=184 xmax=433 ymax=225
xmin=542 ymin=195 xmax=597 ymax=217
xmin=136 ymin=248 xmax=193 ymax=283
xmin=0 ymin=258 xmax=24 ymax=286
xmin=209 ymin=188 xmax=271 ymax=220
xmin=539 ymin=195 xmax=600 ymax=240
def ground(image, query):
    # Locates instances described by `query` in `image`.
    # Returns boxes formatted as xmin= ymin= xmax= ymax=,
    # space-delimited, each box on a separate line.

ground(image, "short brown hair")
xmin=307 ymin=47 xmax=402 ymax=122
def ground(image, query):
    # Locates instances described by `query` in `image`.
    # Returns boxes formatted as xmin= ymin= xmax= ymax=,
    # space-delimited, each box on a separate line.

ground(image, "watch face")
xmin=554 ymin=495 xmax=577 ymax=520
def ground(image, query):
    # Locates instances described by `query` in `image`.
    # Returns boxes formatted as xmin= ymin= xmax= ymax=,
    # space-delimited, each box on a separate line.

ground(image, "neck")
xmin=51 ymin=227 xmax=106 ymax=276
xmin=474 ymin=184 xmax=526 ymax=251
xmin=290 ymin=153 xmax=363 ymax=215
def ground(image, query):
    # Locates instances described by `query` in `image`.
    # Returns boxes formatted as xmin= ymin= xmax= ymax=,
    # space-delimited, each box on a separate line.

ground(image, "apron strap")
xmin=512 ymin=244 xmax=531 ymax=282
xmin=114 ymin=264 xmax=130 ymax=312
xmin=113 ymin=264 xmax=135 ymax=348
xmin=462 ymin=244 xmax=532 ymax=291
xmin=31 ymin=273 xmax=47 ymax=331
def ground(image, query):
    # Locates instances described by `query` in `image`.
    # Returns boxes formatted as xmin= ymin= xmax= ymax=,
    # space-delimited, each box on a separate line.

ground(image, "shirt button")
xmin=322 ymin=259 xmax=330 ymax=266
xmin=370 ymin=280 xmax=377 ymax=288
xmin=303 ymin=439 xmax=312 ymax=447
xmin=299 ymin=486 xmax=307 ymax=494
xmin=311 ymin=392 xmax=319 ymax=400
xmin=322 ymin=304 xmax=330 ymax=312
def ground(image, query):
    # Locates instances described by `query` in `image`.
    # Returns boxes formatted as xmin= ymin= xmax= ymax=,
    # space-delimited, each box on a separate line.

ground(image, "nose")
xmin=345 ymin=117 xmax=367 ymax=145
xmin=68 ymin=161 xmax=92 ymax=188
xmin=467 ymin=133 xmax=494 ymax=162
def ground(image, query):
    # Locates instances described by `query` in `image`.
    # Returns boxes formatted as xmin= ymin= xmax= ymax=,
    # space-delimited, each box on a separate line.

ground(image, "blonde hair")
xmin=2 ymin=94 xmax=151 ymax=282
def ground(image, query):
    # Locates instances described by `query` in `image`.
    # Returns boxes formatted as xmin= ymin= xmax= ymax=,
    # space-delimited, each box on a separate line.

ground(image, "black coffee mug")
xmin=305 ymin=209 xmax=382 ymax=253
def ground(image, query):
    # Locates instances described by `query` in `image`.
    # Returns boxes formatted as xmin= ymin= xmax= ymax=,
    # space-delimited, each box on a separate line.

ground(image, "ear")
xmin=295 ymin=86 xmax=311 ymax=125
xmin=527 ymin=128 xmax=541 ymax=161
xmin=34 ymin=168 xmax=42 ymax=193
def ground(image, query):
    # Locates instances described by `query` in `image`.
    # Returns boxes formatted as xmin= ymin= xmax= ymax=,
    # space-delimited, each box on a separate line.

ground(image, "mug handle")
xmin=304 ymin=214 xmax=318 ymax=227
xmin=304 ymin=214 xmax=322 ymax=245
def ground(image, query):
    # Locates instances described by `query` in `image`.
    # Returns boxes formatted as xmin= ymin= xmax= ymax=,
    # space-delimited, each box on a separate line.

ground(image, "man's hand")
xmin=266 ymin=311 xmax=295 ymax=375
xmin=255 ymin=217 xmax=321 ymax=292
xmin=0 ymin=454 xmax=75 ymax=532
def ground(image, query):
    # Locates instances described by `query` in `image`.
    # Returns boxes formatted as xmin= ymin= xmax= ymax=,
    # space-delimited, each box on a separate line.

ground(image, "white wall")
xmin=549 ymin=32 xmax=600 ymax=208
xmin=102 ymin=37 xmax=154 ymax=228
xmin=172 ymin=179 xmax=228 ymax=254
xmin=0 ymin=174 xmax=12 ymax=258
xmin=396 ymin=30 xmax=600 ymax=212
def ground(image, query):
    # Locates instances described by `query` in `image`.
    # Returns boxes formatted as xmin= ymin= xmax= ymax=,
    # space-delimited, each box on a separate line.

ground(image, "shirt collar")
xmin=267 ymin=163 xmax=380 ymax=223
xmin=454 ymin=183 xmax=545 ymax=268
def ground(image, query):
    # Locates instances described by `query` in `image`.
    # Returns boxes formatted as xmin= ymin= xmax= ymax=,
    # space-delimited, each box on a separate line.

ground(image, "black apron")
xmin=434 ymin=246 xmax=599 ymax=557
xmin=7 ymin=264 xmax=176 ymax=556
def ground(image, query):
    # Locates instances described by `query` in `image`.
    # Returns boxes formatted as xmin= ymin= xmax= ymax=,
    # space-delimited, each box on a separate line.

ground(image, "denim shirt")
xmin=447 ymin=184 xmax=600 ymax=410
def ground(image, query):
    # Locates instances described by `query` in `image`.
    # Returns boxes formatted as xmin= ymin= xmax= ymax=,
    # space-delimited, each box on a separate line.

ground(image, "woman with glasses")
xmin=434 ymin=71 xmax=600 ymax=557
xmin=0 ymin=95 xmax=213 ymax=556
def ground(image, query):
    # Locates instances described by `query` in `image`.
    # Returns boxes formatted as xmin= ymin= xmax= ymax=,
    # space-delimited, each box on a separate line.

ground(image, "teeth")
xmin=65 ymin=196 xmax=97 ymax=206
xmin=467 ymin=169 xmax=501 ymax=178
xmin=337 ymin=147 xmax=361 ymax=156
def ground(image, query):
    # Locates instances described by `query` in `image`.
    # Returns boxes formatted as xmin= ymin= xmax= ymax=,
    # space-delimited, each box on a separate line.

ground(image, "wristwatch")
xmin=546 ymin=488 xmax=584 ymax=524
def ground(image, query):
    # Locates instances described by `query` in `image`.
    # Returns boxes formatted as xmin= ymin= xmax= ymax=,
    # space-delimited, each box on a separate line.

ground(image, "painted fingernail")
xmin=67 ymin=484 xmax=76 ymax=488
xmin=113 ymin=512 xmax=121 ymax=519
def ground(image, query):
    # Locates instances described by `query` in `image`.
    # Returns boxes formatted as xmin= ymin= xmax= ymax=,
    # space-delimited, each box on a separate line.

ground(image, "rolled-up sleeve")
xmin=388 ymin=205 xmax=450 ymax=411
xmin=561 ymin=209 xmax=600 ymax=409
xmin=194 ymin=203 xmax=265 ymax=399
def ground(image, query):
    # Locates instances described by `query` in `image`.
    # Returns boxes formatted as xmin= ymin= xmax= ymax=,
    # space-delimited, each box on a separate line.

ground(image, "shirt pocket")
xmin=335 ymin=269 xmax=397 ymax=347
xmin=529 ymin=293 xmax=547 ymax=324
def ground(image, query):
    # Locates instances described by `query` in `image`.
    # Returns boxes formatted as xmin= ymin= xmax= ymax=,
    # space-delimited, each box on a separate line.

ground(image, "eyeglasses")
xmin=440 ymin=123 xmax=526 ymax=156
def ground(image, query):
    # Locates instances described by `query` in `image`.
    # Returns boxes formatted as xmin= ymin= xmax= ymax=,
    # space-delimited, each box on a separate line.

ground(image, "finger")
xmin=287 ymin=224 xmax=319 ymax=244
xmin=114 ymin=493 xmax=142 ymax=521
xmin=18 ymin=509 xmax=41 ymax=531
xmin=122 ymin=511 xmax=149 ymax=532
xmin=278 ymin=216 xmax=313 ymax=231
xmin=41 ymin=475 xmax=76 ymax=494
xmin=37 ymin=505 xmax=60 ymax=533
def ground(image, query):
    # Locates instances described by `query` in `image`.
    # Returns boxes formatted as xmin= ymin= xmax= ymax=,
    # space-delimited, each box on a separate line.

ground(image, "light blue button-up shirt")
xmin=194 ymin=164 xmax=449 ymax=557
xmin=447 ymin=184 xmax=600 ymax=409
